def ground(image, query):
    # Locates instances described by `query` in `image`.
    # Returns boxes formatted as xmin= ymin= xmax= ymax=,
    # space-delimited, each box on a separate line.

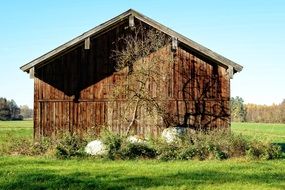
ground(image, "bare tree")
xmin=111 ymin=25 xmax=230 ymax=135
xmin=111 ymin=26 xmax=173 ymax=135
xmin=20 ymin=105 xmax=33 ymax=119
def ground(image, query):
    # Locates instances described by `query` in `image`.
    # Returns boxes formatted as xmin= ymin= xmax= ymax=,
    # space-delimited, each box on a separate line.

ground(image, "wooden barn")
xmin=20 ymin=9 xmax=243 ymax=139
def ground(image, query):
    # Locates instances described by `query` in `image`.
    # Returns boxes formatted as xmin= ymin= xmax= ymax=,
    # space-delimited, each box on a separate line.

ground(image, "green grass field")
xmin=0 ymin=121 xmax=284 ymax=190
xmin=0 ymin=120 xmax=32 ymax=143
xmin=0 ymin=157 xmax=284 ymax=190
xmin=232 ymin=122 xmax=285 ymax=143
xmin=1 ymin=121 xmax=284 ymax=143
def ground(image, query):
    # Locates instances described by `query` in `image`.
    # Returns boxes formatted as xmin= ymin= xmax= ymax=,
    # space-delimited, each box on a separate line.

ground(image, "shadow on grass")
xmin=1 ymin=167 xmax=285 ymax=190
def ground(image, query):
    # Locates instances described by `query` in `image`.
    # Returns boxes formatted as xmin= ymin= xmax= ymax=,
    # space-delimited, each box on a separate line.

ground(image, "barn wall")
xmin=169 ymin=46 xmax=230 ymax=129
xmin=34 ymin=20 xmax=130 ymax=139
xmin=33 ymin=23 xmax=230 ymax=139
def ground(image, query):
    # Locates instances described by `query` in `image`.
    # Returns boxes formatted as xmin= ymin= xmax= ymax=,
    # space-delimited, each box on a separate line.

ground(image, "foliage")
xmin=100 ymin=130 xmax=156 ymax=160
xmin=155 ymin=143 xmax=180 ymax=161
xmin=155 ymin=129 xmax=281 ymax=161
xmin=0 ymin=130 xmax=86 ymax=159
xmin=97 ymin=130 xmax=242 ymax=161
xmin=100 ymin=130 xmax=122 ymax=159
xmin=20 ymin=105 xmax=33 ymax=119
xmin=246 ymin=141 xmax=282 ymax=160
xmin=231 ymin=97 xmax=285 ymax=124
xmin=120 ymin=141 xmax=157 ymax=159
xmin=231 ymin=96 xmax=247 ymax=122
xmin=55 ymin=133 xmax=87 ymax=159
xmin=155 ymin=130 xmax=229 ymax=161
xmin=0 ymin=97 xmax=23 ymax=121
xmin=246 ymin=100 xmax=285 ymax=123
xmin=0 ymin=121 xmax=283 ymax=161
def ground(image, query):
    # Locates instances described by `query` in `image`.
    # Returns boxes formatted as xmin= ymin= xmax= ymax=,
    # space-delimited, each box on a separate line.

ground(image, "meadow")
xmin=0 ymin=120 xmax=32 ymax=143
xmin=232 ymin=122 xmax=285 ymax=143
xmin=0 ymin=121 xmax=284 ymax=190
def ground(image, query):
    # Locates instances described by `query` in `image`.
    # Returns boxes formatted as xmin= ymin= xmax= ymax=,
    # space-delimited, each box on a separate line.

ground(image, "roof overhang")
xmin=20 ymin=9 xmax=243 ymax=74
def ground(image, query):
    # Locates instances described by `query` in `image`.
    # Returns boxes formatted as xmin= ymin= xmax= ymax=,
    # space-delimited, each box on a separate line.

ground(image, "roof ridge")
xmin=20 ymin=9 xmax=243 ymax=73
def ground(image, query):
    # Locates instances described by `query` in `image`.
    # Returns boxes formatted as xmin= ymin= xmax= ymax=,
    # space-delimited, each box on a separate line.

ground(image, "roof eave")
xmin=20 ymin=9 xmax=134 ymax=72
xmin=20 ymin=9 xmax=243 ymax=74
xmin=131 ymin=10 xmax=243 ymax=73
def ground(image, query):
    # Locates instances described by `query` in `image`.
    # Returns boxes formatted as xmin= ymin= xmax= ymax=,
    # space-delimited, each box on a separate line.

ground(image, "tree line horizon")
xmin=0 ymin=97 xmax=33 ymax=120
xmin=231 ymin=96 xmax=285 ymax=124
xmin=1 ymin=96 xmax=284 ymax=124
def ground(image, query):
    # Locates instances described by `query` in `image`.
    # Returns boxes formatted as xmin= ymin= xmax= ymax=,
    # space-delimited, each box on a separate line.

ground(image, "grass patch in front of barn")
xmin=0 ymin=121 xmax=285 ymax=189
xmin=0 ymin=156 xmax=284 ymax=190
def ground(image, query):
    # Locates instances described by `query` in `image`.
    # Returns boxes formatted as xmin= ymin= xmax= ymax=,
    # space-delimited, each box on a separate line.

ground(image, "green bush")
xmin=246 ymin=141 xmax=282 ymax=160
xmin=184 ymin=130 xmax=229 ymax=160
xmin=32 ymin=138 xmax=54 ymax=155
xmin=224 ymin=133 xmax=248 ymax=157
xmin=1 ymin=127 xmax=282 ymax=161
xmin=154 ymin=140 xmax=178 ymax=161
xmin=100 ymin=130 xmax=122 ymax=159
xmin=154 ymin=129 xmax=281 ymax=161
xmin=177 ymin=146 xmax=196 ymax=160
xmin=99 ymin=131 xmax=156 ymax=160
xmin=55 ymin=133 xmax=87 ymax=159
xmin=211 ymin=146 xmax=228 ymax=160
xmin=120 ymin=142 xmax=156 ymax=160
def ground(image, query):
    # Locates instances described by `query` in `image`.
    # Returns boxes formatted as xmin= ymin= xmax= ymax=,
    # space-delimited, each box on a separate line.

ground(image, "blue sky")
xmin=0 ymin=0 xmax=285 ymax=108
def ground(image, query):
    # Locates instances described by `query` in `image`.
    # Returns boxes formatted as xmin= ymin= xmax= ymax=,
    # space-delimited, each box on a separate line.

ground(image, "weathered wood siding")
xmin=33 ymin=20 xmax=230 ymax=139
xmin=168 ymin=46 xmax=230 ymax=130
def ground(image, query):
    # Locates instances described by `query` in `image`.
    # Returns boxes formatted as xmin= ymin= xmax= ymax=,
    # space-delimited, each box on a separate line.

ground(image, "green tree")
xmin=8 ymin=99 xmax=21 ymax=120
xmin=0 ymin=98 xmax=11 ymax=120
xmin=231 ymin=96 xmax=247 ymax=122
xmin=0 ymin=97 xmax=23 ymax=120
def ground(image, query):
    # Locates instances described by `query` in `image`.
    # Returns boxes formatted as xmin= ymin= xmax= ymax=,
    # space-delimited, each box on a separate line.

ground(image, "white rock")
xmin=85 ymin=140 xmax=107 ymax=156
xmin=127 ymin=135 xmax=147 ymax=144
xmin=161 ymin=127 xmax=187 ymax=143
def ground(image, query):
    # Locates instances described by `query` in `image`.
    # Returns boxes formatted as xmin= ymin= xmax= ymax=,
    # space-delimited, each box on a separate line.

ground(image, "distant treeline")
xmin=1 ymin=96 xmax=284 ymax=123
xmin=0 ymin=97 xmax=33 ymax=121
xmin=231 ymin=96 xmax=285 ymax=123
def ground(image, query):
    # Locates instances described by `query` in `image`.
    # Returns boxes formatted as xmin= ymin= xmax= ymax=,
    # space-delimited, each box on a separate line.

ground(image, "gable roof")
xmin=20 ymin=9 xmax=243 ymax=73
